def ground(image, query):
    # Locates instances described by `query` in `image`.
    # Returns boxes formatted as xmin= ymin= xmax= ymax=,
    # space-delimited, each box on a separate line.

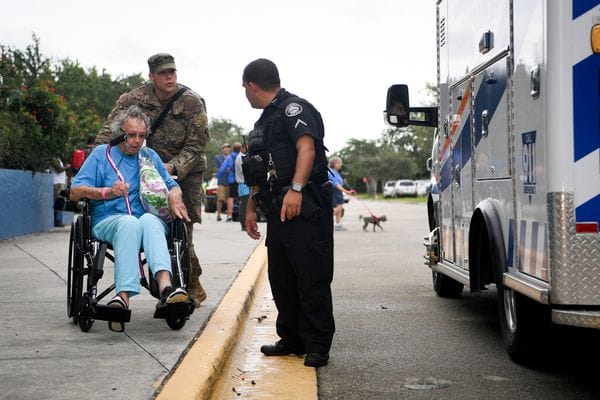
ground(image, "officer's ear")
xmin=245 ymin=81 xmax=259 ymax=92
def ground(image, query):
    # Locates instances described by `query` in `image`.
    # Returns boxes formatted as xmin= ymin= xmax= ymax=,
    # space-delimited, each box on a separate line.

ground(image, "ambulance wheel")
xmin=166 ymin=315 xmax=186 ymax=330
xmin=432 ymin=271 xmax=464 ymax=298
xmin=497 ymin=283 xmax=549 ymax=362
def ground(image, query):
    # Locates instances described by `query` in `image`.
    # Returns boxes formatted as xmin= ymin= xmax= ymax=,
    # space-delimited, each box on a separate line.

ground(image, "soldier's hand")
xmin=281 ymin=191 xmax=302 ymax=222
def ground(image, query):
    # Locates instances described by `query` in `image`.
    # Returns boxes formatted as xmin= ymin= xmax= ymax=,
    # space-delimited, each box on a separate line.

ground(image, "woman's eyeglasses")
xmin=120 ymin=129 xmax=147 ymax=140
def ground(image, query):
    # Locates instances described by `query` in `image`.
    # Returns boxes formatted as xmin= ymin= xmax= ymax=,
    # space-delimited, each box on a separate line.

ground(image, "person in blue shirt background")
xmin=234 ymin=143 xmax=250 ymax=231
xmin=70 ymin=106 xmax=189 ymax=331
xmin=216 ymin=141 xmax=241 ymax=222
xmin=213 ymin=143 xmax=231 ymax=221
xmin=328 ymin=156 xmax=355 ymax=231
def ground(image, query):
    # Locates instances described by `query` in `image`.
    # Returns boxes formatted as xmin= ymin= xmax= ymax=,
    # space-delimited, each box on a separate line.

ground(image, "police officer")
xmin=96 ymin=53 xmax=210 ymax=308
xmin=242 ymin=58 xmax=334 ymax=368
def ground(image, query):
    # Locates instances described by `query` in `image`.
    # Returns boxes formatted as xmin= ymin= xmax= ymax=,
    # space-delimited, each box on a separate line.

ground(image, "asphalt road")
xmin=319 ymin=198 xmax=600 ymax=400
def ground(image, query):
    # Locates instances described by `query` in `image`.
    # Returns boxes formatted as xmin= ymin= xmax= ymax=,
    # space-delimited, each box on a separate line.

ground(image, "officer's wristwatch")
xmin=290 ymin=182 xmax=304 ymax=193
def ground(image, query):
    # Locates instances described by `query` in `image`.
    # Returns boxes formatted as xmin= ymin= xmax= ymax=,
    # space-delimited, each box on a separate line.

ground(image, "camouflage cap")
xmin=147 ymin=53 xmax=177 ymax=73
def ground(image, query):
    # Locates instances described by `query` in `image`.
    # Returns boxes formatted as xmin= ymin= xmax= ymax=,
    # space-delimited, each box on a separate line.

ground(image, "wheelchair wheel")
xmin=78 ymin=293 xmax=94 ymax=332
xmin=169 ymin=219 xmax=189 ymax=289
xmin=166 ymin=315 xmax=187 ymax=330
xmin=67 ymin=221 xmax=84 ymax=324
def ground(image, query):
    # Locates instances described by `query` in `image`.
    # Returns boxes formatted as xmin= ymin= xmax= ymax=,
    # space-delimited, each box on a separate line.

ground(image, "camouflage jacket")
xmin=96 ymin=83 xmax=211 ymax=181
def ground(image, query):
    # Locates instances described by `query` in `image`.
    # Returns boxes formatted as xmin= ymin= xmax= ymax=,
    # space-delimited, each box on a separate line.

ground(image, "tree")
xmin=0 ymin=37 xmax=72 ymax=169
xmin=53 ymin=59 xmax=144 ymax=149
xmin=336 ymin=138 xmax=417 ymax=195
xmin=0 ymin=35 xmax=147 ymax=170
xmin=206 ymin=118 xmax=246 ymax=176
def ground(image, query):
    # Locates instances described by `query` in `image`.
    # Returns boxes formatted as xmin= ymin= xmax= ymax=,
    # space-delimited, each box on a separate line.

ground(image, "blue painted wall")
xmin=0 ymin=169 xmax=54 ymax=240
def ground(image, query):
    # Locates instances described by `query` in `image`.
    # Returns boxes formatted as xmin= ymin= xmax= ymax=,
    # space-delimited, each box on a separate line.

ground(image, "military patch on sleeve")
xmin=117 ymin=93 xmax=129 ymax=105
xmin=285 ymin=102 xmax=303 ymax=117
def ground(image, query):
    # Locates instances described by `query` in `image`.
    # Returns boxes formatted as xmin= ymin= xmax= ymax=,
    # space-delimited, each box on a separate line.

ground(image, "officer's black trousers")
xmin=265 ymin=208 xmax=335 ymax=354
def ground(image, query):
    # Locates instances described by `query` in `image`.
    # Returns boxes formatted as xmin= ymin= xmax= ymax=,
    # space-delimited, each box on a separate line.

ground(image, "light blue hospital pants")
xmin=92 ymin=213 xmax=171 ymax=296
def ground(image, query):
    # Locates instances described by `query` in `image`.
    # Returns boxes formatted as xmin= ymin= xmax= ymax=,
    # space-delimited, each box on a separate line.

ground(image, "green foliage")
xmin=54 ymin=59 xmax=144 ymax=119
xmin=336 ymin=138 xmax=417 ymax=195
xmin=380 ymin=124 xmax=433 ymax=179
xmin=206 ymin=118 xmax=245 ymax=176
xmin=0 ymin=111 xmax=45 ymax=170
xmin=53 ymin=59 xmax=143 ymax=150
xmin=0 ymin=35 xmax=143 ymax=171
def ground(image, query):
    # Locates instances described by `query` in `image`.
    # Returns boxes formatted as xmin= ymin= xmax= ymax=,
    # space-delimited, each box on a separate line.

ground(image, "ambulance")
xmin=385 ymin=0 xmax=600 ymax=360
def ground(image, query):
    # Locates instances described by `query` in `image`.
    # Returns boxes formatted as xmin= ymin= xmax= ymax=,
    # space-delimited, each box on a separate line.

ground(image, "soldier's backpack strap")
xmin=148 ymin=86 xmax=188 ymax=138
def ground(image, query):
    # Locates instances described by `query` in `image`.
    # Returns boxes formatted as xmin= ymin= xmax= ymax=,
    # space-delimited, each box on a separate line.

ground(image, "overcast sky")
xmin=1 ymin=0 xmax=437 ymax=152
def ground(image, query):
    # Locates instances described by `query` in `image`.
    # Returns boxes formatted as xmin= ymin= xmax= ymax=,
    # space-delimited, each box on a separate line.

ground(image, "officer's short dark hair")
xmin=243 ymin=58 xmax=280 ymax=91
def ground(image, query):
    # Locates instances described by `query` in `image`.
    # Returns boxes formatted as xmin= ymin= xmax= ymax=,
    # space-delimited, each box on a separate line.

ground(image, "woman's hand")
xmin=110 ymin=181 xmax=129 ymax=198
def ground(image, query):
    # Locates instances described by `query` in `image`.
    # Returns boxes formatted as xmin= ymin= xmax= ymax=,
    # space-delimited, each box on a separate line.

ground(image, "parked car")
xmin=415 ymin=179 xmax=430 ymax=196
xmin=204 ymin=177 xmax=265 ymax=223
xmin=204 ymin=177 xmax=219 ymax=213
xmin=383 ymin=180 xmax=398 ymax=198
xmin=395 ymin=179 xmax=417 ymax=197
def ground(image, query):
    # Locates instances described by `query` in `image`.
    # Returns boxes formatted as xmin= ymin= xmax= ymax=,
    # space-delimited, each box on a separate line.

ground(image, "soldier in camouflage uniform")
xmin=96 ymin=53 xmax=210 ymax=307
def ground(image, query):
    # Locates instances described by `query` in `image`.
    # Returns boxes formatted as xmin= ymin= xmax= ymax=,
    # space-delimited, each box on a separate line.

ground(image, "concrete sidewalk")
xmin=0 ymin=213 xmax=264 ymax=400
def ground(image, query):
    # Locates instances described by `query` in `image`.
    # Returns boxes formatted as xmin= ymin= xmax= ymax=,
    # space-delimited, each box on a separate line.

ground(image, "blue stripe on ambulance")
xmin=573 ymin=56 xmax=600 ymax=161
xmin=572 ymin=0 xmax=600 ymax=20
xmin=572 ymin=2 xmax=600 ymax=226
xmin=576 ymin=195 xmax=600 ymax=225
xmin=508 ymin=218 xmax=548 ymax=278
xmin=440 ymin=153 xmax=452 ymax=191
xmin=507 ymin=219 xmax=516 ymax=268
xmin=474 ymin=69 xmax=507 ymax=147
xmin=439 ymin=68 xmax=507 ymax=192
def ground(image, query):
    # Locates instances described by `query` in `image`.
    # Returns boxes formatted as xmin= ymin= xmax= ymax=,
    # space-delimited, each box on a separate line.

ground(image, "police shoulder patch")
xmin=285 ymin=102 xmax=303 ymax=117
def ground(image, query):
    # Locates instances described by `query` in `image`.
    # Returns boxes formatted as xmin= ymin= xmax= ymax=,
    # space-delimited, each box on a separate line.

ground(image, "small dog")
xmin=359 ymin=214 xmax=387 ymax=232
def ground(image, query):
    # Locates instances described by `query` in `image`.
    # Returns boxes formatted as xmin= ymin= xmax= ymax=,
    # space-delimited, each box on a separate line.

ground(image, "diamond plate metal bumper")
xmin=552 ymin=309 xmax=600 ymax=329
xmin=548 ymin=192 xmax=600 ymax=305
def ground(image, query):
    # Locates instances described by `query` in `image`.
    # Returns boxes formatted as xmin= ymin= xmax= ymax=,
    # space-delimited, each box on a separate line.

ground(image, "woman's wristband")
xmin=101 ymin=187 xmax=108 ymax=200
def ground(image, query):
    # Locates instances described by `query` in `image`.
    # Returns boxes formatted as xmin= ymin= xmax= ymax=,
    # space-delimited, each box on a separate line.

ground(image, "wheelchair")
xmin=66 ymin=200 xmax=194 ymax=332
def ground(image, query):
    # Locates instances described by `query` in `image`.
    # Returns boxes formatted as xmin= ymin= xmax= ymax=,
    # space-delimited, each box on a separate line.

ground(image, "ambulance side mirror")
xmin=384 ymin=84 xmax=438 ymax=128
xmin=385 ymin=85 xmax=410 ymax=127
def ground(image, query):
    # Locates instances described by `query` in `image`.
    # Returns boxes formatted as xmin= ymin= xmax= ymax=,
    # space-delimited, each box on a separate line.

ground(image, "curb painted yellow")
xmin=155 ymin=240 xmax=268 ymax=400
xmin=210 ymin=277 xmax=317 ymax=399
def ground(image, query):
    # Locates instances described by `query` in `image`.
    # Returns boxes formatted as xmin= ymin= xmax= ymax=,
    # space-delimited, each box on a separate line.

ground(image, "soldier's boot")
xmin=188 ymin=276 xmax=207 ymax=308
xmin=188 ymin=253 xmax=206 ymax=308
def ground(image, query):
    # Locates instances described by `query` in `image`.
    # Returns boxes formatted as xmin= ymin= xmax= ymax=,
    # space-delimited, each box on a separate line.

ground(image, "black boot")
xmin=304 ymin=352 xmax=329 ymax=367
xmin=260 ymin=340 xmax=305 ymax=356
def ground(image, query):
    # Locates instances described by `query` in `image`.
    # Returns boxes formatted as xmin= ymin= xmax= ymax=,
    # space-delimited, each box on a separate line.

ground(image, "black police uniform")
xmin=246 ymin=88 xmax=335 ymax=354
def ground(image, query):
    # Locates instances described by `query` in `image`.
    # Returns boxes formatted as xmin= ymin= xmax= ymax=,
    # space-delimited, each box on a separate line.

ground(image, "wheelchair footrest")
xmin=153 ymin=300 xmax=194 ymax=319
xmin=94 ymin=304 xmax=131 ymax=323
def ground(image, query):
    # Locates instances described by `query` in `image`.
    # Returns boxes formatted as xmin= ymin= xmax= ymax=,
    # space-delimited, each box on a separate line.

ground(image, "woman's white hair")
xmin=329 ymin=156 xmax=342 ymax=168
xmin=110 ymin=105 xmax=151 ymax=137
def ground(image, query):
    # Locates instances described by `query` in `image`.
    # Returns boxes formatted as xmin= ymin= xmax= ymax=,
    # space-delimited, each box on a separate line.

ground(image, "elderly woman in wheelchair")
xmin=70 ymin=105 xmax=191 ymax=332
